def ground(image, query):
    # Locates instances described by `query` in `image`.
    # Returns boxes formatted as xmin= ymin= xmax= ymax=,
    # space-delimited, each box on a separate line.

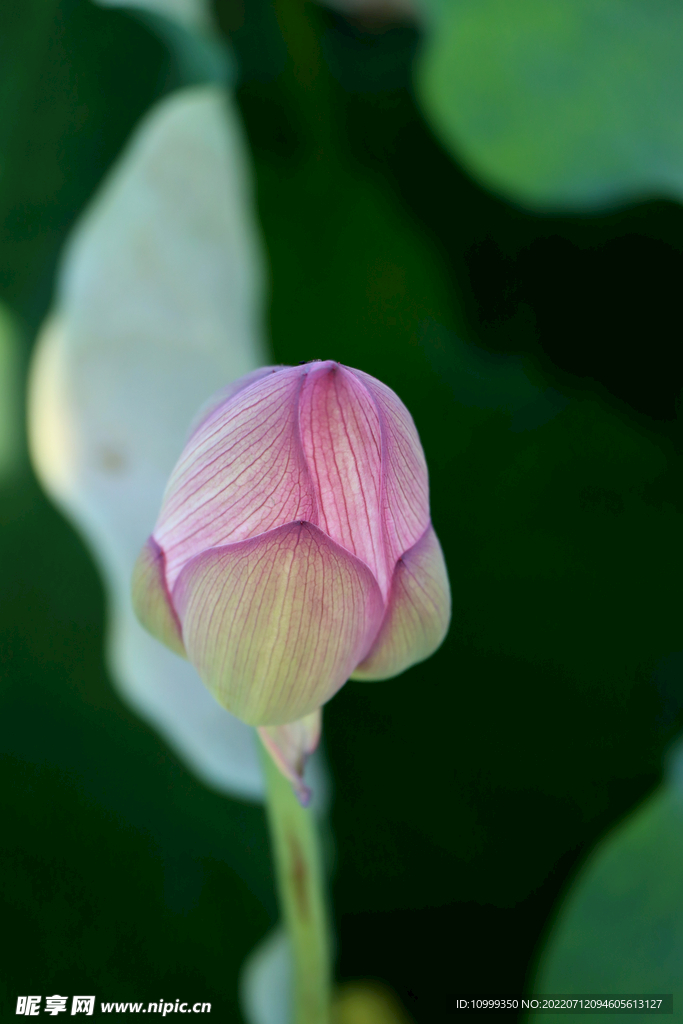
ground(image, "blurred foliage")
xmin=0 ymin=468 xmax=274 ymax=1019
xmin=0 ymin=303 xmax=22 ymax=481
xmin=415 ymin=0 xmax=683 ymax=211
xmin=332 ymin=981 xmax=414 ymax=1023
xmin=2 ymin=0 xmax=683 ymax=1020
xmin=530 ymin=777 xmax=683 ymax=1009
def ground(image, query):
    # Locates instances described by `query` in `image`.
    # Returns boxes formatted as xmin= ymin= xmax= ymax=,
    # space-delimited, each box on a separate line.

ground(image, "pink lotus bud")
xmin=132 ymin=361 xmax=450 ymax=730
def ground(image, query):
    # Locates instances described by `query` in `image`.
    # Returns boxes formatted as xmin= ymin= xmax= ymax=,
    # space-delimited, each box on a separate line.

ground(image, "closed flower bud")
xmin=132 ymin=361 xmax=450 ymax=730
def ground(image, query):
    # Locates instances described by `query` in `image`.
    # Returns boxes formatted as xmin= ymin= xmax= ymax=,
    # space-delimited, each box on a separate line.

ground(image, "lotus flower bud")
xmin=132 ymin=361 xmax=450 ymax=730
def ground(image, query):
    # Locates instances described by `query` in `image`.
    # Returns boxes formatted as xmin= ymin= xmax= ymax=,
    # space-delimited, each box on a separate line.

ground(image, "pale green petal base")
xmin=173 ymin=521 xmax=384 ymax=725
xmin=131 ymin=536 xmax=186 ymax=658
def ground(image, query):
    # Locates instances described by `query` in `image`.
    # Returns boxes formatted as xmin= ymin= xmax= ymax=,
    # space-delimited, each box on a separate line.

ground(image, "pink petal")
xmin=155 ymin=366 xmax=316 ymax=589
xmin=257 ymin=709 xmax=322 ymax=806
xmin=298 ymin=363 xmax=389 ymax=594
xmin=186 ymin=365 xmax=285 ymax=441
xmin=131 ymin=536 xmax=186 ymax=657
xmin=351 ymin=524 xmax=450 ymax=680
xmin=347 ymin=368 xmax=430 ymax=569
xmin=172 ymin=521 xmax=385 ymax=725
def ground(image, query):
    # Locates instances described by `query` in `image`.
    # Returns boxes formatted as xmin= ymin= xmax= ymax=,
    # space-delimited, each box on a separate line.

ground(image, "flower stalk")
xmin=259 ymin=736 xmax=331 ymax=1024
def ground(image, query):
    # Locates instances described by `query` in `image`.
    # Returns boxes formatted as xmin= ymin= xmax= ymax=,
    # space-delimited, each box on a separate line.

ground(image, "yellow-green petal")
xmin=131 ymin=536 xmax=186 ymax=658
xmin=173 ymin=521 xmax=384 ymax=725
xmin=351 ymin=525 xmax=450 ymax=681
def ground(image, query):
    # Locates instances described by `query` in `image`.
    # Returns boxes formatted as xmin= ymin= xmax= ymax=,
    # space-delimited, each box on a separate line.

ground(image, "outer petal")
xmin=299 ymin=363 xmax=389 ymax=596
xmin=351 ymin=524 xmax=450 ymax=681
xmin=172 ymin=521 xmax=384 ymax=725
xmin=257 ymin=709 xmax=322 ymax=806
xmin=155 ymin=367 xmax=316 ymax=588
xmin=186 ymin=365 xmax=284 ymax=440
xmin=131 ymin=536 xmax=186 ymax=657
xmin=348 ymin=367 xmax=431 ymax=569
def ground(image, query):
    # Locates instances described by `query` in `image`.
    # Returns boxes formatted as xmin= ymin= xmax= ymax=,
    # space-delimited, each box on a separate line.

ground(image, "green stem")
xmin=260 ymin=740 xmax=331 ymax=1024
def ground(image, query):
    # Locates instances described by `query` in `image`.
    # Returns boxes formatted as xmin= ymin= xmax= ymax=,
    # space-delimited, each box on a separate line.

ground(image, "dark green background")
xmin=1 ymin=1 xmax=682 ymax=1019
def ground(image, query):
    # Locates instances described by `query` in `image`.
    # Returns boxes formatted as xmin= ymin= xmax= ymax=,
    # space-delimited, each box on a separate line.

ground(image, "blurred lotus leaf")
xmin=94 ymin=0 xmax=211 ymax=30
xmin=92 ymin=0 xmax=232 ymax=86
xmin=240 ymin=927 xmax=291 ymax=1024
xmin=314 ymin=0 xmax=416 ymax=23
xmin=415 ymin=0 xmax=683 ymax=211
xmin=28 ymin=84 xmax=269 ymax=800
xmin=531 ymin=749 xmax=683 ymax=1006
xmin=241 ymin=927 xmax=413 ymax=1024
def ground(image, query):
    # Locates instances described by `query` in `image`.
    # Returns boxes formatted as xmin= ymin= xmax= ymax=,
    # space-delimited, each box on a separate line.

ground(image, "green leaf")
xmin=532 ymin=774 xmax=683 ymax=1007
xmin=415 ymin=0 xmax=683 ymax=210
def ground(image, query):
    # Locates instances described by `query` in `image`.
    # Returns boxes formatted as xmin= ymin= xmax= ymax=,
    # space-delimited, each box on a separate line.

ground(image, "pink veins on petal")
xmin=154 ymin=361 xmax=430 ymax=596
